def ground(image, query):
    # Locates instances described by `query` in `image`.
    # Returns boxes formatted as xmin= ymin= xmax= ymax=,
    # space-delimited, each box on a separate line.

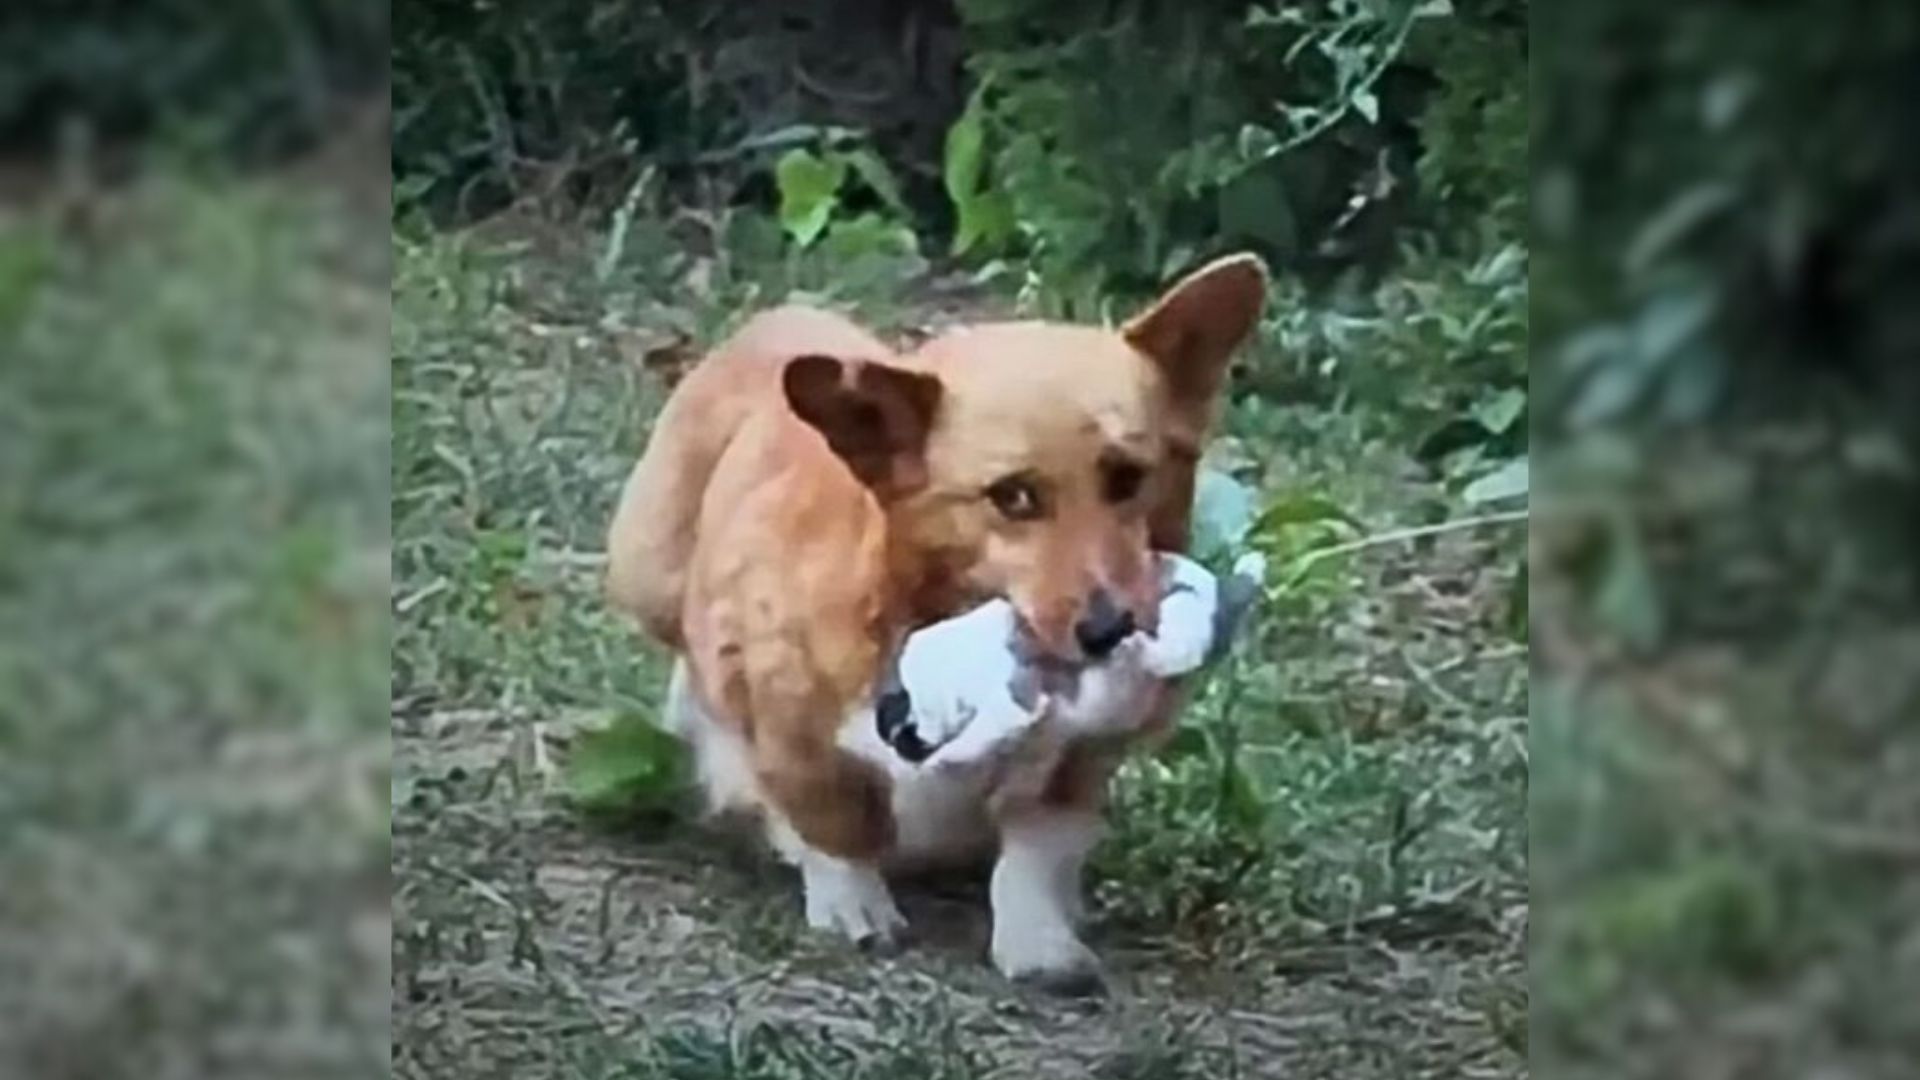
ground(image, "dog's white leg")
xmin=665 ymin=658 xmax=763 ymax=816
xmin=767 ymin=817 xmax=906 ymax=950
xmin=990 ymin=809 xmax=1103 ymax=994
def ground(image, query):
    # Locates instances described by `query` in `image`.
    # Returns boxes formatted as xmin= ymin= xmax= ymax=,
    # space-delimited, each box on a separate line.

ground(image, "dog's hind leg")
xmin=751 ymin=714 xmax=906 ymax=949
xmin=666 ymin=659 xmax=761 ymax=817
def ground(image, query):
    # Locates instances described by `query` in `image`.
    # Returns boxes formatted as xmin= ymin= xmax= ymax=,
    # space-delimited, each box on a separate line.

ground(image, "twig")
xmin=791 ymin=63 xmax=892 ymax=105
xmin=1241 ymin=6 xmax=1424 ymax=176
xmin=1400 ymin=648 xmax=1471 ymax=713
xmin=1292 ymin=509 xmax=1528 ymax=575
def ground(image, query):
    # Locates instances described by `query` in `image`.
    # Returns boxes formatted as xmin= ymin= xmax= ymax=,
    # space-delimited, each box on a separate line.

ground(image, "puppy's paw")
xmin=992 ymin=926 xmax=1105 ymax=997
xmin=802 ymin=858 xmax=908 ymax=952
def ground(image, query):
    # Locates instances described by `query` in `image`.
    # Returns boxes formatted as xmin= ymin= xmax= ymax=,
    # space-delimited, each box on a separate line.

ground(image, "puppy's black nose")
xmin=1074 ymin=590 xmax=1135 ymax=658
xmin=875 ymin=689 xmax=931 ymax=762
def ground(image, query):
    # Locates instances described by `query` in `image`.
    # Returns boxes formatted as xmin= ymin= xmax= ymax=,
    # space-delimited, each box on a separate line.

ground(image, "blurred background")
xmin=392 ymin=1 xmax=1529 ymax=1077
xmin=0 ymin=2 xmax=389 ymax=1078
xmin=1532 ymin=2 xmax=1920 ymax=1077
xmin=5 ymin=0 xmax=1911 ymax=1076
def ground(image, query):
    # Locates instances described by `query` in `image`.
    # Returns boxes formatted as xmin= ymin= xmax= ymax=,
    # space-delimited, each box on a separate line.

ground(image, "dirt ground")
xmin=392 ymin=698 xmax=1522 ymax=1079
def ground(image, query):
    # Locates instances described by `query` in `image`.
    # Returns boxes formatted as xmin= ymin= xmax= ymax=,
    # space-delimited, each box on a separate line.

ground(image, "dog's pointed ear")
xmin=1123 ymin=253 xmax=1268 ymax=426
xmin=1124 ymin=253 xmax=1267 ymax=551
xmin=784 ymin=354 xmax=943 ymax=498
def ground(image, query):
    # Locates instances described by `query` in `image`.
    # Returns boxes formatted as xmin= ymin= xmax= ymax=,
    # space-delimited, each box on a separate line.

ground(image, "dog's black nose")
xmin=1074 ymin=590 xmax=1135 ymax=658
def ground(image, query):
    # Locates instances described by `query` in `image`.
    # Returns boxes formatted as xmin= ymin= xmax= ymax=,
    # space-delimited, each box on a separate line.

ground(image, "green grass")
xmin=390 ymin=204 xmax=1526 ymax=1078
xmin=0 ymin=174 xmax=388 ymax=1076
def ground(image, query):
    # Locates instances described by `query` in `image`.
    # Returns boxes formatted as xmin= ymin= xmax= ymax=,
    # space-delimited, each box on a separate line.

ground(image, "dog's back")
xmin=605 ymin=306 xmax=895 ymax=647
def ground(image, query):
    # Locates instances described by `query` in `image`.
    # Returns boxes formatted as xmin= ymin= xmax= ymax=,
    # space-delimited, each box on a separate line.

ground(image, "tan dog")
xmin=605 ymin=254 xmax=1265 ymax=991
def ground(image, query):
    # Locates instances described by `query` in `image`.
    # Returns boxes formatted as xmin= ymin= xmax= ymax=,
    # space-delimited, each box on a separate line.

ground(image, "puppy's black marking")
xmin=874 ymin=647 xmax=933 ymax=762
xmin=876 ymin=688 xmax=931 ymax=761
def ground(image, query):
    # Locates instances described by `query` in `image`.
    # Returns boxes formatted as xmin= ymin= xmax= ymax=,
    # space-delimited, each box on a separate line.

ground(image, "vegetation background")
xmin=0 ymin=0 xmax=1911 ymax=1078
xmin=391 ymin=2 xmax=1530 ymax=1077
xmin=1 ymin=2 xmax=390 ymax=1077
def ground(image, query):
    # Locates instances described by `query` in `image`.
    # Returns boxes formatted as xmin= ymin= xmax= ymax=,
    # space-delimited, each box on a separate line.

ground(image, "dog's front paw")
xmin=801 ymin=857 xmax=907 ymax=952
xmin=992 ymin=925 xmax=1105 ymax=997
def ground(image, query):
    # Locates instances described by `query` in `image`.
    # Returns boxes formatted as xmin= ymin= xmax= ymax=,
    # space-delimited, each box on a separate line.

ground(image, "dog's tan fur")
xmin=606 ymin=255 xmax=1266 ymax=874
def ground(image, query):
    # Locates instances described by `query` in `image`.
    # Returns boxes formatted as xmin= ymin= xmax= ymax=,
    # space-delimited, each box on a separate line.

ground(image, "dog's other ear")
xmin=1124 ymin=253 xmax=1266 ymax=551
xmin=784 ymin=354 xmax=944 ymax=498
xmin=1123 ymin=253 xmax=1268 ymax=426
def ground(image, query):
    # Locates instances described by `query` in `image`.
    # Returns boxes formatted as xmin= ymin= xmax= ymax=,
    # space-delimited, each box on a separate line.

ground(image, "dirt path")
xmin=393 ymin=701 xmax=1521 ymax=1080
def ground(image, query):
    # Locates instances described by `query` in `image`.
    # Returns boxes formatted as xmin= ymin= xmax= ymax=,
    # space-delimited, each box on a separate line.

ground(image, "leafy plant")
xmin=563 ymin=712 xmax=689 ymax=816
xmin=942 ymin=82 xmax=1017 ymax=258
xmin=944 ymin=0 xmax=1512 ymax=307
xmin=772 ymin=136 xmax=913 ymax=249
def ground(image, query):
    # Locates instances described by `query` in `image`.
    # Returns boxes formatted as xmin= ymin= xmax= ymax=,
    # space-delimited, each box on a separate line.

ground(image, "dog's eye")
xmin=1102 ymin=461 xmax=1148 ymax=504
xmin=985 ymin=475 xmax=1045 ymax=521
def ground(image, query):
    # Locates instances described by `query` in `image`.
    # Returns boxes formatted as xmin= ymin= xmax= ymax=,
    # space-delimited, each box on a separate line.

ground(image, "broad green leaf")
xmin=953 ymin=190 xmax=1014 ymax=257
xmin=943 ymin=84 xmax=989 ymax=207
xmin=1471 ymin=387 xmax=1527 ymax=435
xmin=1463 ymin=456 xmax=1528 ymax=504
xmin=821 ymin=213 xmax=921 ymax=260
xmin=1632 ymin=283 xmax=1718 ymax=367
xmin=775 ymin=147 xmax=846 ymax=247
xmin=564 ymin=714 xmax=688 ymax=814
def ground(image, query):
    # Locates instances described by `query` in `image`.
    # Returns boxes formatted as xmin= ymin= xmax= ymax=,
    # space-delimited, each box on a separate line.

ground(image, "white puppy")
xmin=874 ymin=552 xmax=1264 ymax=773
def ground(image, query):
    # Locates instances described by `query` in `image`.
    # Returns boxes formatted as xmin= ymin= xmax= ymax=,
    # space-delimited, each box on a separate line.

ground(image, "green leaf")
xmin=1624 ymin=183 xmax=1735 ymax=277
xmin=775 ymin=148 xmax=846 ymax=247
xmin=844 ymin=147 xmax=908 ymax=217
xmin=1254 ymin=492 xmax=1363 ymax=534
xmin=1352 ymin=88 xmax=1379 ymax=124
xmin=1471 ymin=387 xmax=1527 ymax=435
xmin=1463 ymin=456 xmax=1529 ymax=504
xmin=1595 ymin=520 xmax=1662 ymax=651
xmin=1507 ymin=561 xmax=1528 ymax=643
xmin=945 ymin=84 xmax=1012 ymax=257
xmin=1217 ymin=760 xmax=1268 ymax=831
xmin=943 ymin=85 xmax=989 ymax=208
xmin=1236 ymin=123 xmax=1279 ymax=163
xmin=953 ymin=190 xmax=1015 ymax=257
xmin=818 ymin=213 xmax=928 ymax=292
xmin=1632 ymin=283 xmax=1718 ymax=367
xmin=564 ymin=714 xmax=688 ymax=814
